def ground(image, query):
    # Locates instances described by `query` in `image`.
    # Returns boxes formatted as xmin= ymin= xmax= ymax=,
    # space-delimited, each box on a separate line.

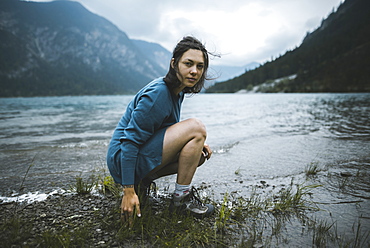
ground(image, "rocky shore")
xmin=1 ymin=189 xmax=221 ymax=248
xmin=1 ymin=192 xmax=127 ymax=247
xmin=2 ymin=178 xmax=369 ymax=247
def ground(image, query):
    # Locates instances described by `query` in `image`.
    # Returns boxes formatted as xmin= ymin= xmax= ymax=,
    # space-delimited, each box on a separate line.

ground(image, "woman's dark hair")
xmin=164 ymin=36 xmax=211 ymax=94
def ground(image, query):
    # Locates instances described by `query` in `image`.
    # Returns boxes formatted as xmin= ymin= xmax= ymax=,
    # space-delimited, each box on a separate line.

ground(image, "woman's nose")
xmin=190 ymin=66 xmax=197 ymax=74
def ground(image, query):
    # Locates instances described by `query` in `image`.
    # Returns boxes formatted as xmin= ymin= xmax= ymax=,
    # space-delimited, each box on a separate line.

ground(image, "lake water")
xmin=1 ymin=93 xmax=369 ymax=244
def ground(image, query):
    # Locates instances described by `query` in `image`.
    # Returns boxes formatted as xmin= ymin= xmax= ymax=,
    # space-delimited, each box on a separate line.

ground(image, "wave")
xmin=212 ymin=141 xmax=240 ymax=154
xmin=0 ymin=189 xmax=66 ymax=204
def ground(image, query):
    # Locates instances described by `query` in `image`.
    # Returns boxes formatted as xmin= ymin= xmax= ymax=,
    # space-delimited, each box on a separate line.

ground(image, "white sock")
xmin=174 ymin=183 xmax=190 ymax=196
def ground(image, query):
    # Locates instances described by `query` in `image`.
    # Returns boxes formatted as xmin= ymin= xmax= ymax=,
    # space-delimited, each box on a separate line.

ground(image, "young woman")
xmin=107 ymin=36 xmax=214 ymax=223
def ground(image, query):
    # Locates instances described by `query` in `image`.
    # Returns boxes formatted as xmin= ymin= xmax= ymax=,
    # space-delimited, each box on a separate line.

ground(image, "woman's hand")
xmin=121 ymin=187 xmax=141 ymax=226
xmin=202 ymin=143 xmax=212 ymax=160
xmin=198 ymin=144 xmax=212 ymax=166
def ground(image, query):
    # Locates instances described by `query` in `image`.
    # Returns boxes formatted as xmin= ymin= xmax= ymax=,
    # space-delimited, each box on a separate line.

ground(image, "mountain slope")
xmin=206 ymin=0 xmax=370 ymax=93
xmin=132 ymin=39 xmax=172 ymax=72
xmin=0 ymin=0 xmax=165 ymax=97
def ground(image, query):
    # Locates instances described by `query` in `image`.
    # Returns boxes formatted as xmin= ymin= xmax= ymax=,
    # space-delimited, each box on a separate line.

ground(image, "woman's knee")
xmin=162 ymin=118 xmax=206 ymax=160
xmin=186 ymin=118 xmax=207 ymax=139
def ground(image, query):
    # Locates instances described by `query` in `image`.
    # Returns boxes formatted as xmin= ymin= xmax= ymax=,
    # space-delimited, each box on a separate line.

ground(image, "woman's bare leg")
xmin=147 ymin=118 xmax=214 ymax=217
xmin=149 ymin=153 xmax=206 ymax=180
xmin=146 ymin=118 xmax=207 ymax=184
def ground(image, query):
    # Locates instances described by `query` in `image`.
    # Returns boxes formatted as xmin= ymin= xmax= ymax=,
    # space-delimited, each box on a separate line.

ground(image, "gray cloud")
xmin=33 ymin=0 xmax=343 ymax=66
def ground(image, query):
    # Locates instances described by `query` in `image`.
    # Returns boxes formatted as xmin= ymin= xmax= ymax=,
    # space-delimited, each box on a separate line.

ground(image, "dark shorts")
xmin=107 ymin=127 xmax=167 ymax=185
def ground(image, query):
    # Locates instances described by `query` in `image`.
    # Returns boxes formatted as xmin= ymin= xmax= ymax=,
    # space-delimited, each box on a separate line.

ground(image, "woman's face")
xmin=172 ymin=49 xmax=205 ymax=90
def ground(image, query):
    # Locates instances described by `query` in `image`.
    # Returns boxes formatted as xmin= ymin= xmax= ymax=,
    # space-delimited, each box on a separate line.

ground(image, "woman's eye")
xmin=184 ymin=62 xmax=192 ymax=67
xmin=197 ymin=65 xmax=204 ymax=70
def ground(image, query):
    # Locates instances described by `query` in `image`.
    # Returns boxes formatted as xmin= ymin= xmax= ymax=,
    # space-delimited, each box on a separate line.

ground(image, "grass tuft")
xmin=270 ymin=180 xmax=321 ymax=214
xmin=311 ymin=219 xmax=335 ymax=247
xmin=68 ymin=175 xmax=97 ymax=195
xmin=99 ymin=175 xmax=122 ymax=198
xmin=305 ymin=162 xmax=321 ymax=176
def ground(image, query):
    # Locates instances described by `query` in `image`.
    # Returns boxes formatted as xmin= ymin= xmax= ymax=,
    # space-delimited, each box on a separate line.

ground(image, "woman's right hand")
xmin=121 ymin=187 xmax=141 ymax=226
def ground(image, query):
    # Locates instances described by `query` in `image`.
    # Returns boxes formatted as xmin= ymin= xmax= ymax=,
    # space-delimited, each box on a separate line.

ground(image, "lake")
xmin=1 ymin=93 xmax=369 ymax=245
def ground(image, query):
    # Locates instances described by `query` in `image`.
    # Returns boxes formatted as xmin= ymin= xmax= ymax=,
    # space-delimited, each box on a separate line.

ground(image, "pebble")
xmin=340 ymin=172 xmax=352 ymax=177
xmin=0 ymin=193 xmax=120 ymax=247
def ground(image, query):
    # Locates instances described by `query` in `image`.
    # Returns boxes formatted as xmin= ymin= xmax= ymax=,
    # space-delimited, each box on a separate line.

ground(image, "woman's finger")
xmin=120 ymin=194 xmax=140 ymax=226
xmin=121 ymin=210 xmax=134 ymax=226
xmin=203 ymin=144 xmax=212 ymax=159
xmin=136 ymin=203 xmax=141 ymax=217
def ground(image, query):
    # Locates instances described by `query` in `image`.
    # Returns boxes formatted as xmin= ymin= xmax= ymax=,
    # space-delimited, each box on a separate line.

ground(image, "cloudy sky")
xmin=33 ymin=0 xmax=343 ymax=66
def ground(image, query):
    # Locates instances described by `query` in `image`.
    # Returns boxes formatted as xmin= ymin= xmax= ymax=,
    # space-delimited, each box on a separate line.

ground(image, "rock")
xmin=340 ymin=172 xmax=352 ymax=177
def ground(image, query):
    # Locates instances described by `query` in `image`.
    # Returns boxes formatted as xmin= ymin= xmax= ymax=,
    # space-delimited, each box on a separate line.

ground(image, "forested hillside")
xmin=206 ymin=0 xmax=370 ymax=93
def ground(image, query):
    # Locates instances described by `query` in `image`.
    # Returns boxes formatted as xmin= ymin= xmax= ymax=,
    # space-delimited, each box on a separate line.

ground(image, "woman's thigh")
xmin=161 ymin=118 xmax=206 ymax=166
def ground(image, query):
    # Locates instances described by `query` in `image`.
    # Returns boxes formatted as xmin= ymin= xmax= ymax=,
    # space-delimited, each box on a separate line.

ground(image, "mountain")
xmin=210 ymin=62 xmax=260 ymax=83
xmin=204 ymin=62 xmax=260 ymax=90
xmin=131 ymin=39 xmax=172 ymax=72
xmin=206 ymin=0 xmax=370 ymax=93
xmin=0 ymin=0 xmax=165 ymax=97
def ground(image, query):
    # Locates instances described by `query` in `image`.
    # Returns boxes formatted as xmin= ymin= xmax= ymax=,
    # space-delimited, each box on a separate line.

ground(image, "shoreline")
xmin=2 ymin=179 xmax=369 ymax=247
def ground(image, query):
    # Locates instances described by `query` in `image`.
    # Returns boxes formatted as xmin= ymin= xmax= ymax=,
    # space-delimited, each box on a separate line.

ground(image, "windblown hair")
xmin=164 ymin=36 xmax=212 ymax=94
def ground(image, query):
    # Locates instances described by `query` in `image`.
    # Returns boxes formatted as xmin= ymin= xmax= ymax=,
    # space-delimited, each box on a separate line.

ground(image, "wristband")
xmin=123 ymin=185 xmax=134 ymax=189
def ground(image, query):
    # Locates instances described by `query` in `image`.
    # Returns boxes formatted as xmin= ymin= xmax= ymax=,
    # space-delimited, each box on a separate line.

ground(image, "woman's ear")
xmin=171 ymin=58 xmax=175 ymax=69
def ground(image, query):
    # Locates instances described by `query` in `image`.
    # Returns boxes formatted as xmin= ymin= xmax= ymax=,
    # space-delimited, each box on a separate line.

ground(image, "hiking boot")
xmin=169 ymin=186 xmax=214 ymax=219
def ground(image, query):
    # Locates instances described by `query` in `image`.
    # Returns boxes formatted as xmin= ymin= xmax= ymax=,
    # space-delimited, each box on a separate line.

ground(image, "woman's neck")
xmin=172 ymin=86 xmax=185 ymax=96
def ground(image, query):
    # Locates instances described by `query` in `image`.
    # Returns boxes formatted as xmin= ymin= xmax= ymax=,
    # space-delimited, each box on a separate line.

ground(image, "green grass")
xmin=99 ymin=175 xmax=122 ymax=198
xmin=68 ymin=175 xmax=97 ymax=195
xmin=3 ymin=169 xmax=369 ymax=247
xmin=0 ymin=216 xmax=33 ymax=247
xmin=2 ymin=183 xmax=369 ymax=248
xmin=311 ymin=219 xmax=335 ymax=247
xmin=305 ymin=162 xmax=321 ymax=176
xmin=38 ymin=226 xmax=92 ymax=247
xmin=270 ymin=181 xmax=321 ymax=213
